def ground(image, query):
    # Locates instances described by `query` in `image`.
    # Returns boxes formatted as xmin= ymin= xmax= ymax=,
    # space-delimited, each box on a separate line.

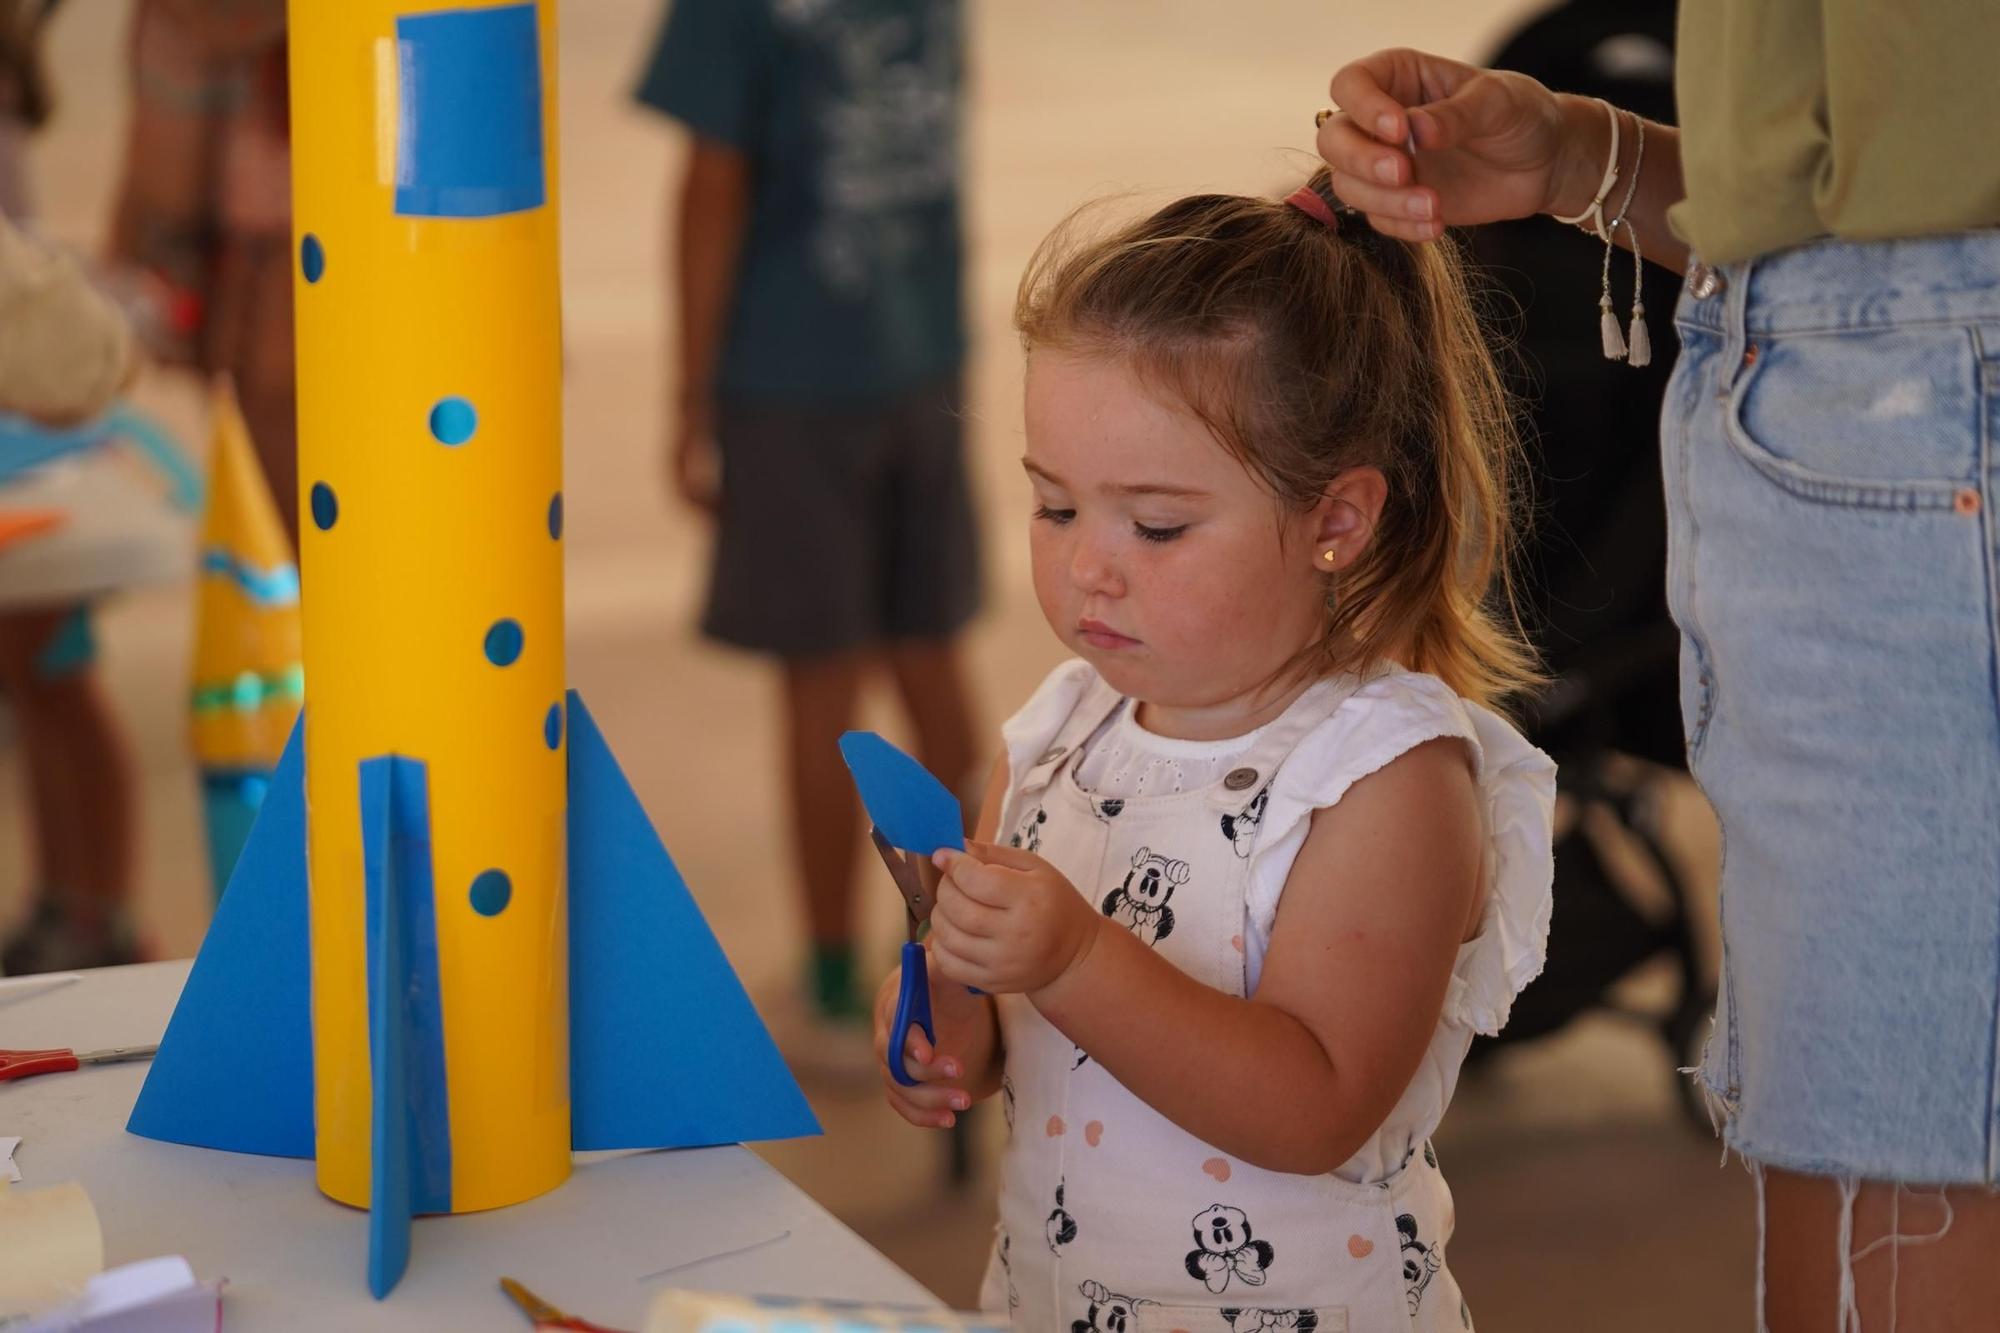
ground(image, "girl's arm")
xmin=934 ymin=737 xmax=1482 ymax=1174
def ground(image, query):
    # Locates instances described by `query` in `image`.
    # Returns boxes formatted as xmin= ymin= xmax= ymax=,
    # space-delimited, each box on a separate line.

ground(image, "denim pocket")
xmin=1722 ymin=326 xmax=1980 ymax=509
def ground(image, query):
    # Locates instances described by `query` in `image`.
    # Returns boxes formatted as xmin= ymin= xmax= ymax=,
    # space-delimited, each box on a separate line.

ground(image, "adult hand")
xmin=1316 ymin=48 xmax=1594 ymax=243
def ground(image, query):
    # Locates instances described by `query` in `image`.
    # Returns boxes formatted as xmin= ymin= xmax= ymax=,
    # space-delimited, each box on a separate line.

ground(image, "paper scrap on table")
xmin=0 ymin=1136 xmax=19 ymax=1183
xmin=0 ymin=1181 xmax=104 ymax=1317
xmin=0 ymin=972 xmax=82 ymax=1008
xmin=14 ymin=1255 xmax=223 ymax=1333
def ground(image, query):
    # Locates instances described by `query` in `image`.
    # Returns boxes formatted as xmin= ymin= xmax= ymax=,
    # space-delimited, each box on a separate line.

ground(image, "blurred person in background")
xmin=636 ymin=0 xmax=982 ymax=1068
xmin=106 ymin=0 xmax=294 ymax=540
xmin=0 ymin=0 xmax=146 ymax=972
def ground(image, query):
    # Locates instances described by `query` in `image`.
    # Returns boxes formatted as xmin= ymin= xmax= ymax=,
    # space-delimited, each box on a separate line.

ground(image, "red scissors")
xmin=0 ymin=1044 xmax=157 ymax=1082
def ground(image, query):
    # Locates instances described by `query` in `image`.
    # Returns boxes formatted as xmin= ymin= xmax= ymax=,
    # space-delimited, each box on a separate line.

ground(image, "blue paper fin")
xmin=838 ymin=731 xmax=965 ymax=855
xmin=567 ymin=690 xmax=819 ymax=1150
xmin=360 ymin=755 xmax=453 ymax=1299
xmin=127 ymin=718 xmax=312 ymax=1157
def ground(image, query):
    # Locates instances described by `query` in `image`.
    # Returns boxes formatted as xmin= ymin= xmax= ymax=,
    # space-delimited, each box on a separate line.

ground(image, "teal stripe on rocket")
xmin=201 ymin=548 xmax=302 ymax=605
xmin=191 ymin=665 xmax=306 ymax=715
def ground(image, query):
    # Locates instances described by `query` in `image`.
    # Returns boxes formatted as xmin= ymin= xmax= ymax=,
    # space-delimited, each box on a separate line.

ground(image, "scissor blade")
xmin=76 ymin=1044 xmax=158 ymax=1065
xmin=869 ymin=827 xmax=935 ymax=927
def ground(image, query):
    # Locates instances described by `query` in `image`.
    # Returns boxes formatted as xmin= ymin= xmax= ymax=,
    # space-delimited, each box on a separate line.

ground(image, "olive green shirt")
xmin=1669 ymin=1 xmax=2000 ymax=265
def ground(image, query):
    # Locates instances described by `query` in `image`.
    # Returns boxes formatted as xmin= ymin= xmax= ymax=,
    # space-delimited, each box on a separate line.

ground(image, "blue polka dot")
xmin=310 ymin=482 xmax=338 ymax=530
xmin=484 ymin=618 xmax=523 ymax=667
xmin=469 ymin=869 xmax=512 ymax=917
xmin=547 ymin=492 xmax=563 ymax=540
xmin=543 ymin=702 xmax=563 ymax=750
xmin=300 ymin=233 xmax=325 ymax=284
xmin=429 ymin=397 xmax=477 ymax=446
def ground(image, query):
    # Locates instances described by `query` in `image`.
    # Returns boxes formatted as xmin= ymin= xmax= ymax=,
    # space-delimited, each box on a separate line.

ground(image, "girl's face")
xmin=1023 ymin=349 xmax=1331 ymax=737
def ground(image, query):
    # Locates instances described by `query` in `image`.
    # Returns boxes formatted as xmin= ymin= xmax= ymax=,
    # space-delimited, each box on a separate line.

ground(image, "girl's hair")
xmin=1015 ymin=168 xmax=1539 ymax=706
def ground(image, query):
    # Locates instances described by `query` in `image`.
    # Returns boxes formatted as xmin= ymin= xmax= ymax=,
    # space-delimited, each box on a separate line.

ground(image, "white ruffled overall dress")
xmin=977 ymin=662 xmax=1555 ymax=1333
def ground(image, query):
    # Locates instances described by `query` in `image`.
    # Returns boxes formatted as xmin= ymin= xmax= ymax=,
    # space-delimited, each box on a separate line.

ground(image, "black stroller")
xmin=1461 ymin=0 xmax=1716 ymax=1128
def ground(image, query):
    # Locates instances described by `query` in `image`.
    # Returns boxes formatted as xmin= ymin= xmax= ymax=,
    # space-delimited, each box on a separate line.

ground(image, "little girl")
xmin=874 ymin=169 xmax=1555 ymax=1332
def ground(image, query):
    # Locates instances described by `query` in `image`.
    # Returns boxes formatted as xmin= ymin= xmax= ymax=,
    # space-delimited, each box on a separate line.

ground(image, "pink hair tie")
xmin=1285 ymin=185 xmax=1339 ymax=228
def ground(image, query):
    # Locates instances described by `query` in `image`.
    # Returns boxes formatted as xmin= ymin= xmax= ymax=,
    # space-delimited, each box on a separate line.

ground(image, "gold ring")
xmin=1315 ymin=106 xmax=1337 ymax=129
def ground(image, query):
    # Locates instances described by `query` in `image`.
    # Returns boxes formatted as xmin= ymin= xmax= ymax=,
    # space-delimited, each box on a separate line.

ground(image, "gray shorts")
xmin=703 ymin=377 xmax=982 ymax=658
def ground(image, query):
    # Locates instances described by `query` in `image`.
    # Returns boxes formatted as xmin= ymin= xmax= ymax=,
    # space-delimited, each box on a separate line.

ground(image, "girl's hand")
xmin=1315 ymin=48 xmax=1596 ymax=243
xmin=928 ymin=842 xmax=1104 ymax=998
xmin=872 ymin=948 xmax=988 ymax=1128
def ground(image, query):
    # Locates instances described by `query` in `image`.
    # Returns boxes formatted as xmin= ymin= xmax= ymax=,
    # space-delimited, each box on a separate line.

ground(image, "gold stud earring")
xmin=1320 ymin=548 xmax=1339 ymax=564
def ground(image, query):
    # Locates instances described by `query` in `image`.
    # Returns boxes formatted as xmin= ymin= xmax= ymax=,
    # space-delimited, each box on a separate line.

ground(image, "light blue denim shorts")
xmin=1668 ymin=232 xmax=2000 ymax=1184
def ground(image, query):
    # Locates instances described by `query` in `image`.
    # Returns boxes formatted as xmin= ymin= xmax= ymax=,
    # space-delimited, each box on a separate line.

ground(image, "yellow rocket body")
xmin=289 ymin=0 xmax=568 ymax=1213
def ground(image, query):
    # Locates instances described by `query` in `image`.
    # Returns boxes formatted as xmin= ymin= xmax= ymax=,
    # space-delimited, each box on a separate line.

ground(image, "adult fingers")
xmin=1327 ymin=48 xmax=1479 ymax=145
xmin=1314 ymin=111 xmax=1412 ymax=189
xmin=1322 ymin=168 xmax=1439 ymax=229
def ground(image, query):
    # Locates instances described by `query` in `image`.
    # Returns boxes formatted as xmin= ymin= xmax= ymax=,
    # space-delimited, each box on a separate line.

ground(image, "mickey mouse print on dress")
xmin=1048 ymin=1179 xmax=1080 ymax=1252
xmin=1009 ymin=804 xmax=1048 ymax=853
xmin=1101 ymin=845 xmax=1187 ymax=945
xmin=1072 ymin=1279 xmax=1148 ymax=1332
xmin=1220 ymin=785 xmax=1269 ymax=858
xmin=1398 ymin=1213 xmax=1441 ymax=1316
xmin=1222 ymin=1310 xmax=1320 ymax=1332
xmin=998 ymin=1231 xmax=1019 ymax=1316
xmin=1185 ymin=1204 xmax=1276 ymax=1294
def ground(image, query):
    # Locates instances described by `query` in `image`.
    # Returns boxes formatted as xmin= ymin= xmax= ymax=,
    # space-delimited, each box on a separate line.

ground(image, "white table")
xmin=0 ymin=962 xmax=938 ymax=1330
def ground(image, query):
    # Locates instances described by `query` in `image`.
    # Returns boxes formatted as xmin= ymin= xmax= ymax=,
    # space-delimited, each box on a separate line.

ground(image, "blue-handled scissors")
xmin=869 ymin=825 xmax=940 ymax=1088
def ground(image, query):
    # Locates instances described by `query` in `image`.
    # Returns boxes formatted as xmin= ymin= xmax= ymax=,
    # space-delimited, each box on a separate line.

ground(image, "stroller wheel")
xmin=1665 ymin=986 xmax=1719 ymax=1135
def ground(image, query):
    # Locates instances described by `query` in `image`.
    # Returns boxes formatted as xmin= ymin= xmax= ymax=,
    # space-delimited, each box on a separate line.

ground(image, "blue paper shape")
xmin=393 ymin=5 xmax=545 ymax=218
xmin=360 ymin=755 xmax=453 ymax=1297
xmin=838 ymin=731 xmax=966 ymax=855
xmin=567 ymin=690 xmax=818 ymax=1150
xmin=128 ymin=719 xmax=313 ymax=1157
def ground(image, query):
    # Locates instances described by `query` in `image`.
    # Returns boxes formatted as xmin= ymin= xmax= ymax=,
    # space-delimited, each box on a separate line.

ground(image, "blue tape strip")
xmin=393 ymin=4 xmax=546 ymax=218
xmin=200 ymin=548 xmax=301 ymax=605
xmin=361 ymin=754 xmax=453 ymax=1297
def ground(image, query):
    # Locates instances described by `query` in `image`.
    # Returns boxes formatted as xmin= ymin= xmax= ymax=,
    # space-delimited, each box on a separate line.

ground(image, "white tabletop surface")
xmin=0 ymin=961 xmax=938 ymax=1330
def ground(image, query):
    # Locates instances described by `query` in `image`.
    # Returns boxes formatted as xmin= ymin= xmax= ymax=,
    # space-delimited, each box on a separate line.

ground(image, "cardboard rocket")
xmin=188 ymin=380 xmax=302 ymax=898
xmin=128 ymin=0 xmax=817 ymax=1299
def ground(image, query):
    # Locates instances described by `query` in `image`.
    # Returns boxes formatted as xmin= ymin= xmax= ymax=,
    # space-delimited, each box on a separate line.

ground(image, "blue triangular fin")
xmin=128 ymin=717 xmax=312 ymax=1156
xmin=566 ymin=690 xmax=818 ymax=1149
